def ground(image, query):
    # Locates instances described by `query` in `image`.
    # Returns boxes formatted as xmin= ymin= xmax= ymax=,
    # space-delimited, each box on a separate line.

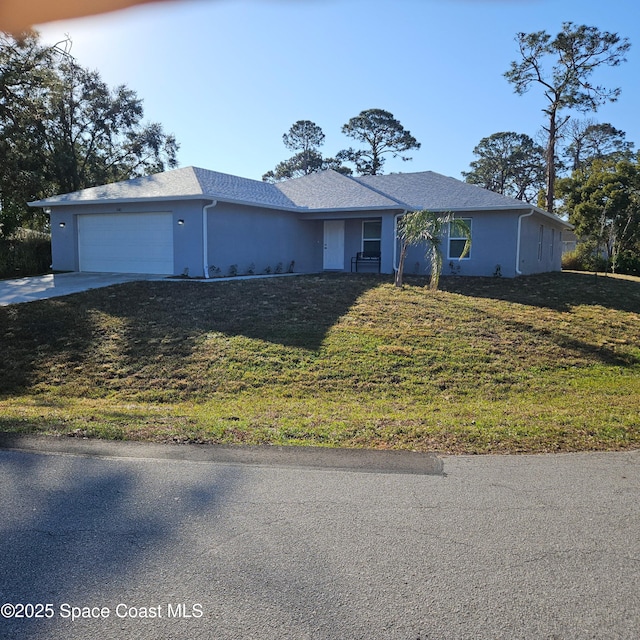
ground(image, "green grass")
xmin=1 ymin=272 xmax=639 ymax=453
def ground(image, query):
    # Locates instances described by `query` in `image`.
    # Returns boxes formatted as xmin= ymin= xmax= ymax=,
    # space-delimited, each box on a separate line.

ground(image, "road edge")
xmin=0 ymin=432 xmax=445 ymax=476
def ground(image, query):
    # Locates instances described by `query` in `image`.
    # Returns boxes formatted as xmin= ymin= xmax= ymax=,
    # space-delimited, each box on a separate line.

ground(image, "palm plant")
xmin=395 ymin=210 xmax=471 ymax=289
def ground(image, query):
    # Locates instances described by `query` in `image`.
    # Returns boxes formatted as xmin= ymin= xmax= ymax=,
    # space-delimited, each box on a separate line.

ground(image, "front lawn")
xmin=1 ymin=272 xmax=638 ymax=453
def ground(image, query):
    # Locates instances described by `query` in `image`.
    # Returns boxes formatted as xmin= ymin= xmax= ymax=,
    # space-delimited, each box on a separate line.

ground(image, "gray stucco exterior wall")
xmin=45 ymin=199 xmax=568 ymax=280
xmin=206 ymin=202 xmax=318 ymax=277
xmin=48 ymin=200 xmax=207 ymax=276
xmin=400 ymin=209 xmax=567 ymax=279
xmin=518 ymin=211 xmax=565 ymax=275
xmin=401 ymin=210 xmax=520 ymax=278
xmin=36 ymin=166 xmax=572 ymax=280
xmin=49 ymin=208 xmax=78 ymax=272
xmin=380 ymin=213 xmax=397 ymax=275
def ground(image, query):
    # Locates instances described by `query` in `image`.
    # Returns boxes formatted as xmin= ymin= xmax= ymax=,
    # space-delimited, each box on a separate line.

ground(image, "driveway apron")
xmin=0 ymin=273 xmax=167 ymax=306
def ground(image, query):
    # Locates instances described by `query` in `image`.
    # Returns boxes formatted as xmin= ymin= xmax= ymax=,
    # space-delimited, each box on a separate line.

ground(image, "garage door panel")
xmin=78 ymin=213 xmax=174 ymax=274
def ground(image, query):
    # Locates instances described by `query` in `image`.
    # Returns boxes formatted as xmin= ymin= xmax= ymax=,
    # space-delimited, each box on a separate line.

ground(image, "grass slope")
xmin=1 ymin=272 xmax=639 ymax=453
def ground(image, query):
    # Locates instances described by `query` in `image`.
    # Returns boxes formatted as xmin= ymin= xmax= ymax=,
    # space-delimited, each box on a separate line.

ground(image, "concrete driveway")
xmin=0 ymin=272 xmax=168 ymax=306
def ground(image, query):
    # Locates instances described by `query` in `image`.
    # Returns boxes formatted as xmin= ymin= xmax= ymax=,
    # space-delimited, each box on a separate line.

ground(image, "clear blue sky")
xmin=36 ymin=0 xmax=640 ymax=182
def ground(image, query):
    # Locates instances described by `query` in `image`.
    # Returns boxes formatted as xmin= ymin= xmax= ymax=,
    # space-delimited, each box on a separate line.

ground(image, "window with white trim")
xmin=362 ymin=220 xmax=382 ymax=256
xmin=448 ymin=218 xmax=472 ymax=260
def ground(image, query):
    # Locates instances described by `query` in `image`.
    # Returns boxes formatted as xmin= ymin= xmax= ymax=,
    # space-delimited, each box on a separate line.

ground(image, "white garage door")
xmin=78 ymin=213 xmax=174 ymax=274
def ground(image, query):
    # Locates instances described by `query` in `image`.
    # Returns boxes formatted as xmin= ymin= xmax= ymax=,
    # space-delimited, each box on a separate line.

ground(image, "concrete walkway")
xmin=0 ymin=272 xmax=168 ymax=306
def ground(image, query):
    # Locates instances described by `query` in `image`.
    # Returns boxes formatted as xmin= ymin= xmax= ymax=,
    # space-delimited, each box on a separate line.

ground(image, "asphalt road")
xmin=0 ymin=436 xmax=638 ymax=640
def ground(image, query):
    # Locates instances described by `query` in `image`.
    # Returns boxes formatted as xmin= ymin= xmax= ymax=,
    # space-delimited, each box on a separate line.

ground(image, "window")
xmin=538 ymin=225 xmax=544 ymax=261
xmin=362 ymin=220 xmax=381 ymax=256
xmin=550 ymin=228 xmax=555 ymax=259
xmin=448 ymin=218 xmax=472 ymax=259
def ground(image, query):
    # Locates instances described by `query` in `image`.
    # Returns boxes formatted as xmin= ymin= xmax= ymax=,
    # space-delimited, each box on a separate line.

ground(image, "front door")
xmin=323 ymin=220 xmax=345 ymax=270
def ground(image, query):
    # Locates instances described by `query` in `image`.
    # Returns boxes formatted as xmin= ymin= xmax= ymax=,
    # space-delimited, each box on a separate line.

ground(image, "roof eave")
xmin=408 ymin=203 xmax=572 ymax=228
xmin=534 ymin=207 xmax=574 ymax=229
xmin=28 ymin=193 xmax=302 ymax=212
xmin=29 ymin=194 xmax=403 ymax=214
xmin=407 ymin=203 xmax=531 ymax=213
xmin=298 ymin=205 xmax=406 ymax=217
xmin=28 ymin=194 xmax=211 ymax=208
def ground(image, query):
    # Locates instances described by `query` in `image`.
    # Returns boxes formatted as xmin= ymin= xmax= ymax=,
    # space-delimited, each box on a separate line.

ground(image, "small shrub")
xmin=208 ymin=265 xmax=221 ymax=277
xmin=562 ymin=249 xmax=582 ymax=271
xmin=228 ymin=264 xmax=238 ymax=277
xmin=264 ymin=266 xmax=272 ymax=275
xmin=288 ymin=260 xmax=295 ymax=273
xmin=274 ymin=262 xmax=283 ymax=274
xmin=582 ymin=242 xmax=609 ymax=272
xmin=614 ymin=250 xmax=640 ymax=276
xmin=562 ymin=241 xmax=609 ymax=272
xmin=245 ymin=262 xmax=255 ymax=276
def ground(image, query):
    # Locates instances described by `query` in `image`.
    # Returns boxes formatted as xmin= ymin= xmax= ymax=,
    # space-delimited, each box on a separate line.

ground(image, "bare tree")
xmin=504 ymin=23 xmax=630 ymax=212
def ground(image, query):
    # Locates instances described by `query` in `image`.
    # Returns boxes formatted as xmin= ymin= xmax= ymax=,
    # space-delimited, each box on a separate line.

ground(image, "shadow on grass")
xmin=2 ymin=271 xmax=638 ymax=404
xmin=0 ymin=273 xmax=385 ymax=396
xmin=486 ymin=310 xmax=640 ymax=369
xmin=435 ymin=271 xmax=640 ymax=314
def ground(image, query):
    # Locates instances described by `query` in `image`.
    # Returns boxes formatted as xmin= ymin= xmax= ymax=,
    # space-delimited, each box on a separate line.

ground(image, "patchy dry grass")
xmin=1 ymin=272 xmax=639 ymax=453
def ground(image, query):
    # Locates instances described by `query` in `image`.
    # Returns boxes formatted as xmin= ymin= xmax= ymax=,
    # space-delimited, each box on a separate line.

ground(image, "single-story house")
xmin=30 ymin=166 xmax=572 ymax=279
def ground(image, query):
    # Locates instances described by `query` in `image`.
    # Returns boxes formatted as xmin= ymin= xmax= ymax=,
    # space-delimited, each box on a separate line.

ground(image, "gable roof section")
xmin=31 ymin=166 xmax=202 ymax=205
xmin=274 ymin=170 xmax=403 ymax=211
xmin=30 ymin=166 xmax=405 ymax=212
xmin=193 ymin=167 xmax=298 ymax=209
xmin=353 ymin=171 xmax=532 ymax=211
xmin=30 ymin=166 xmax=299 ymax=210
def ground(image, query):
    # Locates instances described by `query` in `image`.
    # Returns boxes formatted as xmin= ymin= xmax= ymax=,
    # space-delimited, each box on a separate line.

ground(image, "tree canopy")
xmin=262 ymin=120 xmax=350 ymax=182
xmin=264 ymin=110 xmax=420 ymax=181
xmin=557 ymin=155 xmax=640 ymax=273
xmin=282 ymin=120 xmax=325 ymax=155
xmin=504 ymin=22 xmax=630 ymax=212
xmin=563 ymin=120 xmax=634 ymax=172
xmin=0 ymin=31 xmax=178 ymax=235
xmin=338 ymin=108 xmax=420 ymax=176
xmin=463 ymin=132 xmax=545 ymax=203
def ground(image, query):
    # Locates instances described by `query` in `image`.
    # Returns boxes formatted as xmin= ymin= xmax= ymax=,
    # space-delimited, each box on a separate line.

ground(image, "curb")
xmin=0 ymin=433 xmax=444 ymax=476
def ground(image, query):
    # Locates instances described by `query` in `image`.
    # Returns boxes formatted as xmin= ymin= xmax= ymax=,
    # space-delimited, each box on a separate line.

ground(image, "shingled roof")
xmin=30 ymin=165 xmax=541 ymax=214
xmin=275 ymin=170 xmax=403 ymax=210
xmin=353 ymin=171 xmax=533 ymax=211
xmin=30 ymin=166 xmax=299 ymax=210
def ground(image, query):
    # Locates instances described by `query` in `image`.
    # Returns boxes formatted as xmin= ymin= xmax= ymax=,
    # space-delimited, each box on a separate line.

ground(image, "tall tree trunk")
xmin=545 ymin=106 xmax=557 ymax=213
